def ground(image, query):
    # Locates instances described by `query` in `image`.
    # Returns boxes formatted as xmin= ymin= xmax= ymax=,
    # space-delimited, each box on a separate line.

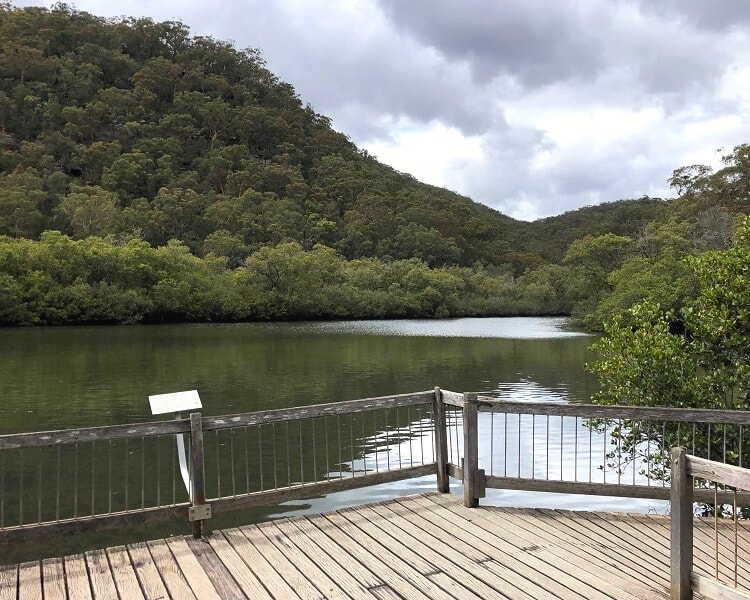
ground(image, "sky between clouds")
xmin=15 ymin=0 xmax=750 ymax=220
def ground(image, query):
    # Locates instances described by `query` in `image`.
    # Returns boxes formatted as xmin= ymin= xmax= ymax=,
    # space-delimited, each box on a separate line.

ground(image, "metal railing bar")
xmin=476 ymin=398 xmax=750 ymax=424
xmin=208 ymin=464 xmax=438 ymax=515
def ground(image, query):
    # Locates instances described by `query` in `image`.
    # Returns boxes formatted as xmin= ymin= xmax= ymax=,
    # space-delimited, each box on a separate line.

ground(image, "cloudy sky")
xmin=16 ymin=1 xmax=750 ymax=220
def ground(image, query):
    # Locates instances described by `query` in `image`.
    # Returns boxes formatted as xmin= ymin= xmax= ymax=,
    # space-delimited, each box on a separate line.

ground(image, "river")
xmin=1 ymin=317 xmax=665 ymax=562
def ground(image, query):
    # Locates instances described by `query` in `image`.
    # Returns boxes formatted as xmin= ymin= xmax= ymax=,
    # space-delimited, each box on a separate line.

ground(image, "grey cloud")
xmin=375 ymin=0 xmax=732 ymax=101
xmin=200 ymin=1 xmax=502 ymax=138
xmin=453 ymin=125 xmax=677 ymax=220
xmin=376 ymin=0 xmax=605 ymax=87
xmin=635 ymin=0 xmax=750 ymax=31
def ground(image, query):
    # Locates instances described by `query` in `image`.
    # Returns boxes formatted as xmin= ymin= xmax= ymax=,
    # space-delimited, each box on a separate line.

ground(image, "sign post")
xmin=148 ymin=390 xmax=210 ymax=536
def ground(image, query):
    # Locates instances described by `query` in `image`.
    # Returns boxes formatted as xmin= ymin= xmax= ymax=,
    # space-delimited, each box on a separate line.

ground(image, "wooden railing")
xmin=3 ymin=387 xmax=750 ymax=550
xmin=0 ymin=390 xmax=437 ymax=540
xmin=442 ymin=394 xmax=750 ymax=507
xmin=671 ymin=448 xmax=750 ymax=600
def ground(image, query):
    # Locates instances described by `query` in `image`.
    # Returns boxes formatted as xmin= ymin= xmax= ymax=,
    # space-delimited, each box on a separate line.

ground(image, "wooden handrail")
xmin=0 ymin=390 xmax=435 ymax=450
xmin=670 ymin=448 xmax=750 ymax=600
xmin=0 ymin=390 xmax=439 ymax=540
xmin=477 ymin=397 xmax=750 ymax=424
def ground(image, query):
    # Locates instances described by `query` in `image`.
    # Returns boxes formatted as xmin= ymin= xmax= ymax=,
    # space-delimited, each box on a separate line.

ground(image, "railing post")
xmin=463 ymin=392 xmax=484 ymax=507
xmin=671 ymin=447 xmax=693 ymax=600
xmin=434 ymin=387 xmax=449 ymax=493
xmin=189 ymin=412 xmax=208 ymax=538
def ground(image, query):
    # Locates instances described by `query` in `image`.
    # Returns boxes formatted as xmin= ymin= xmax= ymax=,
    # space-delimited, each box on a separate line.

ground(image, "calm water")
xmin=0 ymin=317 xmax=596 ymax=433
xmin=1 ymin=317 xmax=664 ymax=561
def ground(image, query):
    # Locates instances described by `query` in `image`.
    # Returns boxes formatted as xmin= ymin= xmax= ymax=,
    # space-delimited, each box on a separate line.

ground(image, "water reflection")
xmin=269 ymin=405 xmax=669 ymax=522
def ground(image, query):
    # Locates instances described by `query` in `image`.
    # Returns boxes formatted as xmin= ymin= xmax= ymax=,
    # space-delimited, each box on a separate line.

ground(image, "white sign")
xmin=148 ymin=390 xmax=202 ymax=415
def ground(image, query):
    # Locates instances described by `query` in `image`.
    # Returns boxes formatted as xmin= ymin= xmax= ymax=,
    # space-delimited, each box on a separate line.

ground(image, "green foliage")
xmin=590 ymin=216 xmax=750 ymax=410
xmin=588 ymin=217 xmax=750 ymax=488
xmin=0 ymin=233 xmax=572 ymax=325
xmin=0 ymin=3 xmax=534 ymax=279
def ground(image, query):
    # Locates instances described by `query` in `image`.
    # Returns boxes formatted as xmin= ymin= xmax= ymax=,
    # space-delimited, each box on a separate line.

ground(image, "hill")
xmin=1 ymin=4 xmax=747 ymax=327
xmin=0 ymin=3 xmax=529 ymax=271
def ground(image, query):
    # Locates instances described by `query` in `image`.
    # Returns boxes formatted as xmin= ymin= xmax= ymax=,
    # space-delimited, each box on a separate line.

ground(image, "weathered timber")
xmin=440 ymin=390 xmax=464 ymax=407
xmin=470 ymin=472 xmax=749 ymax=505
xmin=488 ymin=475 xmax=670 ymax=500
xmin=0 ymin=504 xmax=189 ymax=543
xmin=6 ymin=493 xmax=745 ymax=600
xmin=692 ymin=573 xmax=750 ymax=600
xmin=0 ymin=391 xmax=434 ymax=451
xmin=463 ymin=393 xmax=481 ymax=508
xmin=0 ymin=419 xmax=190 ymax=450
xmin=671 ymin=448 xmax=693 ymax=600
xmin=105 ymin=546 xmax=145 ymax=600
xmin=687 ymin=455 xmax=750 ymax=491
xmin=200 ymin=391 xmax=434 ymax=432
xmin=478 ymin=397 xmax=750 ymax=424
xmin=190 ymin=412 xmax=207 ymax=538
xmin=434 ymin=387 xmax=449 ymax=493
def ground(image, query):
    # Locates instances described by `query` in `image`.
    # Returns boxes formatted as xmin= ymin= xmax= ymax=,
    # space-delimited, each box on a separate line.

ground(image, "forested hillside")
xmin=0 ymin=4 xmax=525 ymax=266
xmin=0 ymin=4 xmax=748 ymax=327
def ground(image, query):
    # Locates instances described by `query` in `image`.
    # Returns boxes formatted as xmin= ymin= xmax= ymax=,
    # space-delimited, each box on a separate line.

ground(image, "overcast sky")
xmin=16 ymin=1 xmax=750 ymax=220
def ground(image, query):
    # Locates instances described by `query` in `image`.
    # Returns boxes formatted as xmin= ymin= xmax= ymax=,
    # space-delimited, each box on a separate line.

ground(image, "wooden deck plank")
xmin=236 ymin=524 xmax=324 ymax=600
xmin=164 ymin=537 xmax=223 ymax=600
xmin=219 ymin=527 xmax=303 ymax=599
xmin=636 ymin=515 xmax=723 ymax=582
xmin=688 ymin=522 xmax=750 ymax=590
xmin=336 ymin=504 xmax=487 ymax=600
xmin=348 ymin=502 xmax=514 ymax=599
xmin=184 ymin=537 xmax=247 ymax=600
xmin=512 ymin=507 xmax=668 ymax=591
xmin=84 ymin=550 xmax=118 ymax=600
xmin=41 ymin=558 xmax=67 ymax=600
xmin=270 ymin=518 xmax=379 ymax=599
xmin=408 ymin=495 xmax=583 ymax=600
xmin=365 ymin=500 xmax=541 ymax=600
xmin=247 ymin=522 xmax=352 ymax=599
xmin=430 ymin=496 xmax=624 ymax=600
xmin=0 ymin=564 xmax=17 ymax=600
xmin=624 ymin=515 xmax=733 ymax=577
xmin=203 ymin=531 xmax=272 ymax=599
xmin=686 ymin=519 xmax=750 ymax=589
xmin=369 ymin=587 xmax=403 ymax=600
xmin=307 ymin=511 xmax=443 ymax=600
xmin=535 ymin=508 xmax=670 ymax=582
xmin=127 ymin=542 xmax=170 ymax=600
xmin=17 ymin=562 xmax=41 ymax=600
xmin=105 ymin=546 xmax=145 ymax=600
xmin=431 ymin=494 xmax=647 ymax=600
xmin=482 ymin=508 xmax=666 ymax=600
xmin=62 ymin=555 xmax=92 ymax=600
xmin=146 ymin=539 xmax=198 ymax=600
xmin=3 ymin=492 xmax=736 ymax=600
xmin=492 ymin=506 xmax=665 ymax=591
xmin=278 ymin=516 xmax=384 ymax=592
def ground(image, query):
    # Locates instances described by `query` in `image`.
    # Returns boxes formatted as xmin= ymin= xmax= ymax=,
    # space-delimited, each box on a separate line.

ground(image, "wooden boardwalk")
xmin=1 ymin=492 xmax=743 ymax=599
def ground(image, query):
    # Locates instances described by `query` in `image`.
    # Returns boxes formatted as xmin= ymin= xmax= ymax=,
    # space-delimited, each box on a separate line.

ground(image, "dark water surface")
xmin=1 ymin=317 xmax=608 ymax=562
xmin=0 ymin=317 xmax=596 ymax=433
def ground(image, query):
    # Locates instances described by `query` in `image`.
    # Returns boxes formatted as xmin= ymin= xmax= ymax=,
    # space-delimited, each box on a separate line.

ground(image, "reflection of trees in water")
xmin=590 ymin=419 xmax=749 ymax=482
xmin=0 ymin=324 xmax=597 ymax=434
xmin=204 ymin=404 xmax=437 ymax=499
